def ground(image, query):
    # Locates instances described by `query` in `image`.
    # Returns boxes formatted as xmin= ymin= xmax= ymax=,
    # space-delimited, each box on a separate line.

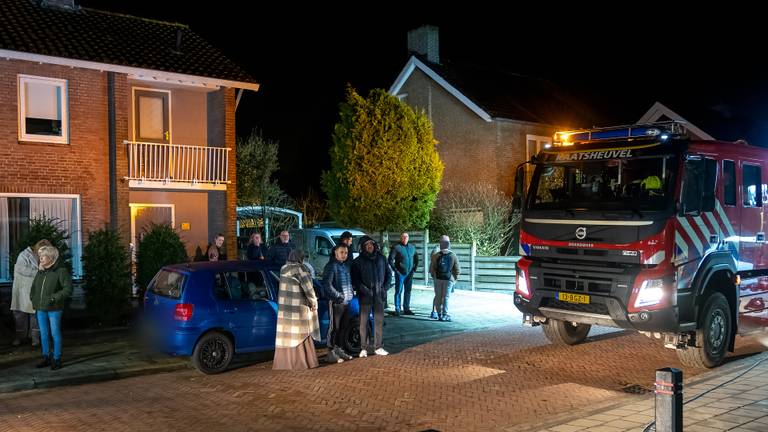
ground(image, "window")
xmin=315 ymin=236 xmax=334 ymax=256
xmin=0 ymin=195 xmax=82 ymax=282
xmin=18 ymin=75 xmax=69 ymax=144
xmin=743 ymin=164 xmax=762 ymax=207
xmin=723 ymin=160 xmax=736 ymax=206
xmin=150 ymin=271 xmax=185 ymax=299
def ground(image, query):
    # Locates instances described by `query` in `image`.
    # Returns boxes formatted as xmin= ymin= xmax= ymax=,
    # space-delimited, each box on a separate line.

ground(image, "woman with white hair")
xmin=29 ymin=245 xmax=72 ymax=370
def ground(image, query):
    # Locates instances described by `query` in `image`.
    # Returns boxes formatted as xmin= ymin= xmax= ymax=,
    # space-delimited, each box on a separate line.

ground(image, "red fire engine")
xmin=513 ymin=121 xmax=768 ymax=367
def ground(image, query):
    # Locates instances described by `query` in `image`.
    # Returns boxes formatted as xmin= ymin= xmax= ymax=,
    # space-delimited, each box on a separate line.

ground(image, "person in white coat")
xmin=10 ymin=239 xmax=51 ymax=346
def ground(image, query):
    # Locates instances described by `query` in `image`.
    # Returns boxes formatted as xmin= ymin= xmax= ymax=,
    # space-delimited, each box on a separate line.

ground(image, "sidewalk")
xmin=0 ymin=286 xmax=515 ymax=394
xmin=529 ymin=349 xmax=768 ymax=432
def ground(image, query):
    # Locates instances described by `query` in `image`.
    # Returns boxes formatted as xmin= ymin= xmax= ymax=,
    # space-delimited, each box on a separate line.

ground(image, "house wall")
xmin=128 ymin=190 xmax=209 ymax=258
xmin=0 ymin=59 xmax=111 ymax=235
xmin=398 ymin=68 xmax=555 ymax=197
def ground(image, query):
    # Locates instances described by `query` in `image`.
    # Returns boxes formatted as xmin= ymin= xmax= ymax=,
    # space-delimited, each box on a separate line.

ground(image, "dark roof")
xmin=0 ymin=0 xmax=257 ymax=85
xmin=420 ymin=57 xmax=601 ymax=128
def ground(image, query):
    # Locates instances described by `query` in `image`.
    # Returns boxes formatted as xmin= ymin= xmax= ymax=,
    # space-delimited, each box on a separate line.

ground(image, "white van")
xmin=289 ymin=226 xmax=367 ymax=276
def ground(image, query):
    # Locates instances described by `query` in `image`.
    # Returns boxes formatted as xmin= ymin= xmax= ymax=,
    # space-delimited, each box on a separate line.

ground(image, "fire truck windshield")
xmin=528 ymin=155 xmax=676 ymax=212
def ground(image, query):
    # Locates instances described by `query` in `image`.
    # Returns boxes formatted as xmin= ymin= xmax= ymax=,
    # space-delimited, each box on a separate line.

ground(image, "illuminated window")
xmin=18 ymin=75 xmax=69 ymax=144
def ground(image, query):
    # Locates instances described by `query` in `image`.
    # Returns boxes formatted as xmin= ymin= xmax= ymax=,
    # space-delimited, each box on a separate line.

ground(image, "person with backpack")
xmin=429 ymin=236 xmax=460 ymax=321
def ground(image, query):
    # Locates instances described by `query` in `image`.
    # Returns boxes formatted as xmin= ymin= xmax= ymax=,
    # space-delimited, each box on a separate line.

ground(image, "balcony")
xmin=124 ymin=141 xmax=231 ymax=190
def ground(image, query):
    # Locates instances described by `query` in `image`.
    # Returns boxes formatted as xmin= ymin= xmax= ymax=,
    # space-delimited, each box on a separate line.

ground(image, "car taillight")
xmin=174 ymin=304 xmax=194 ymax=321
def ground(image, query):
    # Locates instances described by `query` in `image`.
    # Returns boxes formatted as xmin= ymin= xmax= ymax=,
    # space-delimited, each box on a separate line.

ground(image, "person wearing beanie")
xmin=351 ymin=236 xmax=392 ymax=357
xmin=429 ymin=235 xmax=460 ymax=321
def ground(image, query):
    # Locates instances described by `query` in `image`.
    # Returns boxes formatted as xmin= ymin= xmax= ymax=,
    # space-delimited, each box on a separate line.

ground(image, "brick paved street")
xmin=0 ymin=289 xmax=765 ymax=432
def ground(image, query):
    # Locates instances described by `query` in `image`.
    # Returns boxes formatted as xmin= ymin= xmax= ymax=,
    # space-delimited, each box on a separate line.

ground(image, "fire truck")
xmin=513 ymin=121 xmax=768 ymax=368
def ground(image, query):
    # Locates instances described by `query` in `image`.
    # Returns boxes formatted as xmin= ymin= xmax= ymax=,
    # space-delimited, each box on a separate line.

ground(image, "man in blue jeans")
xmin=388 ymin=232 xmax=419 ymax=316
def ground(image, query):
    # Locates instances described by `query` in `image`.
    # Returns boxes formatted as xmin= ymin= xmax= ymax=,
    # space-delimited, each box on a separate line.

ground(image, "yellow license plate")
xmin=558 ymin=292 xmax=590 ymax=304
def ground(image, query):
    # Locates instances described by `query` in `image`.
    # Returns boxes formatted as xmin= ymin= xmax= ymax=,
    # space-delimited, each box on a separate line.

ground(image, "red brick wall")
xmin=224 ymin=88 xmax=237 ymax=260
xmin=0 ymin=59 xmax=111 ymax=238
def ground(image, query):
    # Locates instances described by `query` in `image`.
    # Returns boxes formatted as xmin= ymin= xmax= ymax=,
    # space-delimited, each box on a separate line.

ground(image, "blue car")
xmin=142 ymin=260 xmax=368 ymax=374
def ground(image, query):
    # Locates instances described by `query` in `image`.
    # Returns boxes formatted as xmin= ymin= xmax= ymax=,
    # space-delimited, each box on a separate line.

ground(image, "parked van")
xmin=290 ymin=225 xmax=367 ymax=275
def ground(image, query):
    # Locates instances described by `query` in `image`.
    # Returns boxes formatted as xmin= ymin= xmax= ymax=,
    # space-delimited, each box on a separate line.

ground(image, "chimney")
xmin=41 ymin=0 xmax=77 ymax=10
xmin=407 ymin=25 xmax=440 ymax=64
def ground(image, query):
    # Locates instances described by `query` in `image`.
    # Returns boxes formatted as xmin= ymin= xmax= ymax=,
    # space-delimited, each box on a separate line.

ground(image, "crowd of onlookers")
xmin=9 ymin=228 xmax=461 ymax=373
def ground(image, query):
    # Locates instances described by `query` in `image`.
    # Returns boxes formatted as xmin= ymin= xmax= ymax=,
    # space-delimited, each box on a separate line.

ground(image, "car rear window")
xmin=150 ymin=270 xmax=186 ymax=299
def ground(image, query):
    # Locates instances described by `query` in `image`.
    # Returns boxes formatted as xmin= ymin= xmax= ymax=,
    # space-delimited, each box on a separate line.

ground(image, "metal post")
xmin=471 ymin=241 xmax=477 ymax=291
xmin=655 ymin=368 xmax=683 ymax=432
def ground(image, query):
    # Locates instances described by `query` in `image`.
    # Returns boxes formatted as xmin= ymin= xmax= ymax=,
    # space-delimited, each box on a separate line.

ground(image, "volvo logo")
xmin=575 ymin=227 xmax=587 ymax=240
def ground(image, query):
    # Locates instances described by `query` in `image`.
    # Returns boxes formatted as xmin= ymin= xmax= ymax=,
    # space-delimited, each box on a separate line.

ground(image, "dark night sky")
xmin=75 ymin=1 xmax=768 ymax=197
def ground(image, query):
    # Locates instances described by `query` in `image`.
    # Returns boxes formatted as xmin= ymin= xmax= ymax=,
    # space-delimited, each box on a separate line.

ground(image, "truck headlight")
xmin=634 ymin=278 xmax=665 ymax=308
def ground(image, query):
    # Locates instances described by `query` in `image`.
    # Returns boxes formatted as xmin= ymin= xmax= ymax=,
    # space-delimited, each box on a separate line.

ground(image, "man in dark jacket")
xmin=351 ymin=236 xmax=392 ymax=357
xmin=322 ymin=244 xmax=355 ymax=362
xmin=266 ymin=230 xmax=295 ymax=266
xmin=388 ymin=232 xmax=419 ymax=316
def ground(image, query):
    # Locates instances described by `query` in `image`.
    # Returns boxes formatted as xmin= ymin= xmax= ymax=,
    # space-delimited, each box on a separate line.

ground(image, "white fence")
xmin=372 ymin=230 xmax=519 ymax=293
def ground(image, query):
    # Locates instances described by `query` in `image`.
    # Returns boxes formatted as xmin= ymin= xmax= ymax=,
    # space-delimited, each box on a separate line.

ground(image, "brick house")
xmin=389 ymin=26 xmax=599 ymax=197
xmin=0 ymin=0 xmax=259 ymax=282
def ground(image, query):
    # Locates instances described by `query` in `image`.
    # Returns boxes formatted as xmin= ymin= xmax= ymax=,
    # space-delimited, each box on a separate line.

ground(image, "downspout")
xmin=108 ymin=72 xmax=117 ymax=228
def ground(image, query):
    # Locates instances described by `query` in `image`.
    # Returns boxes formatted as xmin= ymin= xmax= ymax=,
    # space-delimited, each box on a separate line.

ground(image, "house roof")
xmin=390 ymin=55 xmax=601 ymax=128
xmin=0 ymin=0 xmax=258 ymax=90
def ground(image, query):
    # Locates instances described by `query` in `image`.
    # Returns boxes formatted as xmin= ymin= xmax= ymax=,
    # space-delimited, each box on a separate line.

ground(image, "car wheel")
xmin=677 ymin=292 xmax=731 ymax=368
xmin=542 ymin=319 xmax=591 ymax=345
xmin=340 ymin=316 xmax=372 ymax=355
xmin=192 ymin=331 xmax=234 ymax=374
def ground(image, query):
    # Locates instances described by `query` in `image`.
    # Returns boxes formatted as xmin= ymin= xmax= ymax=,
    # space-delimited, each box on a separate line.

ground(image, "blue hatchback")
xmin=143 ymin=260 xmax=367 ymax=374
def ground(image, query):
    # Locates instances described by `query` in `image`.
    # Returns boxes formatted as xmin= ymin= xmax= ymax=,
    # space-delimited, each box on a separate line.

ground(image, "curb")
xmin=0 ymin=361 xmax=189 ymax=394
xmin=509 ymin=350 xmax=768 ymax=431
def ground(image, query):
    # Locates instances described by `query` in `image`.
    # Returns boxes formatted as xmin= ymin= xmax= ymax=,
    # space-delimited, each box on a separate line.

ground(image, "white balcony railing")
xmin=124 ymin=141 xmax=230 ymax=190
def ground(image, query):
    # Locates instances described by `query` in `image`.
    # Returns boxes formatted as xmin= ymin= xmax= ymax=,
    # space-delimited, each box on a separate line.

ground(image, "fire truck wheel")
xmin=541 ymin=319 xmax=591 ymax=345
xmin=677 ymin=292 xmax=731 ymax=368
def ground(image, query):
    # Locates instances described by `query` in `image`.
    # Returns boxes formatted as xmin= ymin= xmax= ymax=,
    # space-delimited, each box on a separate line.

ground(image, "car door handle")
xmin=223 ymin=308 xmax=236 ymax=314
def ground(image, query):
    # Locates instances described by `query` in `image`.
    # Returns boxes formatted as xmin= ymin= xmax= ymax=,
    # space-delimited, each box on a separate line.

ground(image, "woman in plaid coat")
xmin=273 ymin=249 xmax=321 ymax=370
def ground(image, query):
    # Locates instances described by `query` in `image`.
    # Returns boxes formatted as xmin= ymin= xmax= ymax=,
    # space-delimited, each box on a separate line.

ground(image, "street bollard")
xmin=654 ymin=367 xmax=683 ymax=432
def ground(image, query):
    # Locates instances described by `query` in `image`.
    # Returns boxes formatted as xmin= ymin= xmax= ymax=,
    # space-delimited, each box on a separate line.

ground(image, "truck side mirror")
xmin=513 ymin=164 xmax=526 ymax=210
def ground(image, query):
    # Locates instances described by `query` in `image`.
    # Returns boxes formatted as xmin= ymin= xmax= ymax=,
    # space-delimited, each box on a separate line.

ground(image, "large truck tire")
xmin=677 ymin=292 xmax=731 ymax=368
xmin=542 ymin=319 xmax=591 ymax=345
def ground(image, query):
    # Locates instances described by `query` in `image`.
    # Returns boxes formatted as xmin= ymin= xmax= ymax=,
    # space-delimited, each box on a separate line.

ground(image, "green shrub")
xmin=10 ymin=216 xmax=70 ymax=277
xmin=136 ymin=223 xmax=188 ymax=291
xmin=82 ymin=228 xmax=131 ymax=325
xmin=429 ymin=182 xmax=518 ymax=256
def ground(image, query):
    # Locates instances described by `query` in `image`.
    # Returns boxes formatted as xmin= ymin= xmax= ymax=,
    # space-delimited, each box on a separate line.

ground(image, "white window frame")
xmin=17 ymin=75 xmax=69 ymax=144
xmin=0 ymin=193 xmax=82 ymax=281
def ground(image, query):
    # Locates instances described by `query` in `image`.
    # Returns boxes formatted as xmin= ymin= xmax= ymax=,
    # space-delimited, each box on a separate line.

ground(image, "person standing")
xmin=388 ymin=232 xmax=418 ymax=316
xmin=351 ymin=236 xmax=392 ymax=357
xmin=430 ymin=236 xmax=460 ymax=322
xmin=29 ymin=245 xmax=72 ymax=370
xmin=206 ymin=234 xmax=227 ymax=261
xmin=273 ymin=250 xmax=321 ymax=370
xmin=429 ymin=235 xmax=449 ymax=319
xmin=338 ymin=231 xmax=354 ymax=266
xmin=10 ymin=239 xmax=51 ymax=347
xmin=267 ymin=230 xmax=295 ymax=266
xmin=322 ymin=244 xmax=354 ymax=362
xmin=246 ymin=232 xmax=268 ymax=261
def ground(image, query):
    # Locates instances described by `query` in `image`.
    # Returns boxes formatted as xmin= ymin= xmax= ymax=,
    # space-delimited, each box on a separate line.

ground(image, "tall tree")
xmin=236 ymin=129 xmax=292 ymax=208
xmin=322 ymin=87 xmax=443 ymax=232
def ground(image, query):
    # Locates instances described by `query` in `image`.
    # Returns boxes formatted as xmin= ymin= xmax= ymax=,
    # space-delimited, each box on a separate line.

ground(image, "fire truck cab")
xmin=513 ymin=121 xmax=768 ymax=368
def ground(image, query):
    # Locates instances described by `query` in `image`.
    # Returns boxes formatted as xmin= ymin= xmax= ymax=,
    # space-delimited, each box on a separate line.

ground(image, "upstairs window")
xmin=18 ymin=75 xmax=69 ymax=144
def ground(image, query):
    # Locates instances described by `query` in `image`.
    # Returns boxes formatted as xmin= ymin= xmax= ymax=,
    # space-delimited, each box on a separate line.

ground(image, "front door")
xmin=134 ymin=89 xmax=170 ymax=144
